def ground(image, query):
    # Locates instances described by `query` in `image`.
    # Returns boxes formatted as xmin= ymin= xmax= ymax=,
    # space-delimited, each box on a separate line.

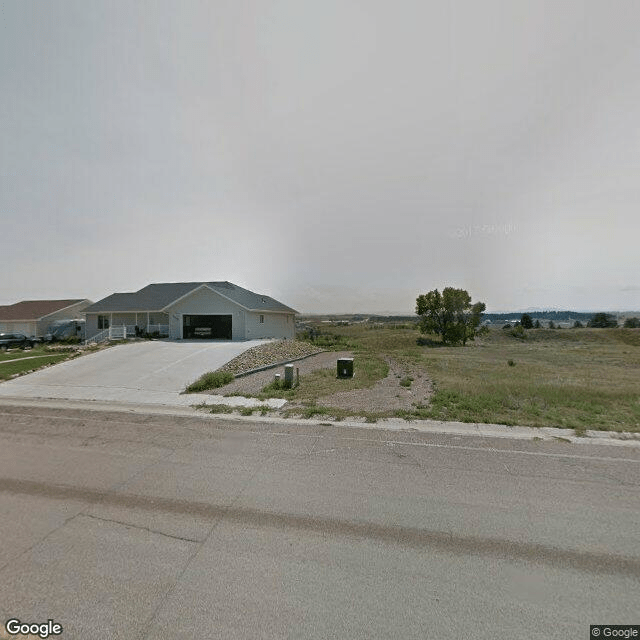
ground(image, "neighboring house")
xmin=0 ymin=299 xmax=92 ymax=338
xmin=84 ymin=281 xmax=298 ymax=341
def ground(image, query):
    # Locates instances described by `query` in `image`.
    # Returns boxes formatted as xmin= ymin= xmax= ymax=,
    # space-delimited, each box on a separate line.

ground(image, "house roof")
xmin=0 ymin=299 xmax=89 ymax=321
xmin=84 ymin=282 xmax=298 ymax=314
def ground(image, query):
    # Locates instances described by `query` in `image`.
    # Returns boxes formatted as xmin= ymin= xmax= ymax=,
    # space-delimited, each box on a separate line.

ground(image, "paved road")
xmin=0 ymin=340 xmax=272 ymax=406
xmin=0 ymin=404 xmax=638 ymax=639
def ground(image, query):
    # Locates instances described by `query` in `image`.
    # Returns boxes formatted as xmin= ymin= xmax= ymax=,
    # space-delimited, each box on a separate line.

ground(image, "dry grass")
xmin=304 ymin=325 xmax=640 ymax=432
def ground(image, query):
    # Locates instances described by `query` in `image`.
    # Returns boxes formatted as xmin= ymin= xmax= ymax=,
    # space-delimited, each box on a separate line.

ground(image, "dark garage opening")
xmin=183 ymin=314 xmax=232 ymax=340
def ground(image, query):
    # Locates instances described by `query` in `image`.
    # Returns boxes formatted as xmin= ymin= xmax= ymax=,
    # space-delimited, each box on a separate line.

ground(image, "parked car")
xmin=0 ymin=333 xmax=37 ymax=350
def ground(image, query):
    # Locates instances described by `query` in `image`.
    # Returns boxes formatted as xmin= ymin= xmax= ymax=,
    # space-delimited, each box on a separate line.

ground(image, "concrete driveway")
xmin=0 ymin=340 xmax=284 ymax=408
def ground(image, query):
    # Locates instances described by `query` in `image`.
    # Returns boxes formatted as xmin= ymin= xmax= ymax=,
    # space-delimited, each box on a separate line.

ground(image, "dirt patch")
xmin=313 ymin=357 xmax=433 ymax=412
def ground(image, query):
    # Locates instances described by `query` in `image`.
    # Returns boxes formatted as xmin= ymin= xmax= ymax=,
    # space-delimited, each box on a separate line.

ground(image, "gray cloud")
xmin=1 ymin=0 xmax=639 ymax=312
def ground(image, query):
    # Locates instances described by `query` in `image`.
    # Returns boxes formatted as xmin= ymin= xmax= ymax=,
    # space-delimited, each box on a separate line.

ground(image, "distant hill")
xmin=298 ymin=310 xmax=639 ymax=325
xmin=483 ymin=311 xmax=596 ymax=323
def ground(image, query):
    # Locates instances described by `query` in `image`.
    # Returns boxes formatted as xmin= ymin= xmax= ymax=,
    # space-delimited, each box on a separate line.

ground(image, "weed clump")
xmin=186 ymin=371 xmax=234 ymax=393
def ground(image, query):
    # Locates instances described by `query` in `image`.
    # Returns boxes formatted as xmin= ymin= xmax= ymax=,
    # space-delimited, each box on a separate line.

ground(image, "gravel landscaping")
xmin=216 ymin=339 xmax=324 ymax=375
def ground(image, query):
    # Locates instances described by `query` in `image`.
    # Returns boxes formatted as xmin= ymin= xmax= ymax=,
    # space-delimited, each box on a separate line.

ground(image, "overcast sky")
xmin=1 ymin=1 xmax=639 ymax=313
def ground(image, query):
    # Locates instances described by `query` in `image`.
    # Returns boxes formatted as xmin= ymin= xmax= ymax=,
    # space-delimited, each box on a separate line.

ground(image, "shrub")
xmin=507 ymin=359 xmax=516 ymax=367
xmin=623 ymin=317 xmax=640 ymax=328
xmin=399 ymin=376 xmax=413 ymax=387
xmin=510 ymin=325 xmax=526 ymax=339
xmin=185 ymin=371 xmax=234 ymax=392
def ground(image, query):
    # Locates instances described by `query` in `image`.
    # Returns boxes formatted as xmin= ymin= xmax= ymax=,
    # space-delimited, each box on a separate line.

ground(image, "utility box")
xmin=284 ymin=364 xmax=294 ymax=388
xmin=337 ymin=357 xmax=354 ymax=378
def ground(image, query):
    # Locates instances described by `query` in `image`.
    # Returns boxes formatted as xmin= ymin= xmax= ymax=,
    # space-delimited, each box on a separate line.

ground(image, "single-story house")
xmin=0 ymin=299 xmax=93 ymax=338
xmin=84 ymin=281 xmax=298 ymax=341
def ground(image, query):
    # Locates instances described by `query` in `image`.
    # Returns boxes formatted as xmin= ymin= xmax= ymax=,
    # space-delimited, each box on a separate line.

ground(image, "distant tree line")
xmin=507 ymin=312 xmax=640 ymax=329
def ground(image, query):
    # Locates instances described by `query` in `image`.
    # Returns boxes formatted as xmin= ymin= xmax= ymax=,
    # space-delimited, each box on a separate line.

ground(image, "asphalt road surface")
xmin=0 ymin=404 xmax=638 ymax=640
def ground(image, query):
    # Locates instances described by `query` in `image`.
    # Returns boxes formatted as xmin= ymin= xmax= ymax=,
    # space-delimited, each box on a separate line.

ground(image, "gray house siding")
xmin=245 ymin=311 xmax=294 ymax=339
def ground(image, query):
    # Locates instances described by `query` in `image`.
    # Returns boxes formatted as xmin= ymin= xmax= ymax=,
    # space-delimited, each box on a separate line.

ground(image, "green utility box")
xmin=337 ymin=357 xmax=354 ymax=378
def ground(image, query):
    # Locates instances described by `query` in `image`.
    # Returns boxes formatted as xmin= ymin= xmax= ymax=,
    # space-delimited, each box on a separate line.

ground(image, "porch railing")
xmin=86 ymin=323 xmax=169 ymax=343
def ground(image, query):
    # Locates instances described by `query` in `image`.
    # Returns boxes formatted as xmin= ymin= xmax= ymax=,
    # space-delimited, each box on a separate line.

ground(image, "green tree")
xmin=520 ymin=313 xmax=533 ymax=329
xmin=415 ymin=287 xmax=486 ymax=346
xmin=534 ymin=319 xmax=541 ymax=329
xmin=623 ymin=317 xmax=640 ymax=328
xmin=587 ymin=313 xmax=618 ymax=328
xmin=548 ymin=320 xmax=555 ymax=329
xmin=573 ymin=320 xmax=584 ymax=328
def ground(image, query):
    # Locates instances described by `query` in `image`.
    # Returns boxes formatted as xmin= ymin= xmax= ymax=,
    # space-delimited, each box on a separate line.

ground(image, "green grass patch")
xmin=185 ymin=371 xmax=234 ymax=393
xmin=0 ymin=353 xmax=70 ymax=380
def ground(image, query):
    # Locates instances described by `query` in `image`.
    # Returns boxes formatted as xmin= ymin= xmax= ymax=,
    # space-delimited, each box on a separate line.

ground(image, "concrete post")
xmin=284 ymin=364 xmax=294 ymax=388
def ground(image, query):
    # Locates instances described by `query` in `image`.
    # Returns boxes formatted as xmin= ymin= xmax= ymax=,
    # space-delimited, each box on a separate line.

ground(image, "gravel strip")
xmin=217 ymin=340 xmax=324 ymax=376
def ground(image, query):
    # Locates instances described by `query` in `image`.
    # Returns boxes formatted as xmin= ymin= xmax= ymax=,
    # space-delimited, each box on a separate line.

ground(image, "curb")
xmin=1 ymin=396 xmax=639 ymax=448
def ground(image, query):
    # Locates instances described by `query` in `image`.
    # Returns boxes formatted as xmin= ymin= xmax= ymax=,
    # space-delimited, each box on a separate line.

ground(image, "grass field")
xmin=293 ymin=324 xmax=640 ymax=432
xmin=0 ymin=346 xmax=77 ymax=381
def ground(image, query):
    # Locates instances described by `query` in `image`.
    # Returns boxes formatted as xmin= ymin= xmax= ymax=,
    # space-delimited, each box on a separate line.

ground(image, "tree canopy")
xmin=415 ymin=287 xmax=486 ymax=345
xmin=520 ymin=313 xmax=533 ymax=329
xmin=587 ymin=313 xmax=618 ymax=328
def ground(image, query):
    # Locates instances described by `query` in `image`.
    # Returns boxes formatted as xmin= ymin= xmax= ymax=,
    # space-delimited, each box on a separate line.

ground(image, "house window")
xmin=98 ymin=315 xmax=109 ymax=330
xmin=259 ymin=315 xmax=264 ymax=324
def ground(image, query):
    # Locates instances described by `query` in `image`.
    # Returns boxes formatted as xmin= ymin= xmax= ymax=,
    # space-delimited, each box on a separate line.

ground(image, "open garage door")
xmin=183 ymin=315 xmax=232 ymax=340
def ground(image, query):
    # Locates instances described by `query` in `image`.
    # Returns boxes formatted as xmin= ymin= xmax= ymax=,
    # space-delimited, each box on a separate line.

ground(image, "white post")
xmin=123 ymin=325 xmax=126 ymax=339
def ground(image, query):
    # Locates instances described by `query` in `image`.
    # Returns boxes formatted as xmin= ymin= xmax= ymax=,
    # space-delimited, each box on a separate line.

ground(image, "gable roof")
xmin=0 ymin=299 xmax=89 ymax=321
xmin=84 ymin=282 xmax=298 ymax=314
